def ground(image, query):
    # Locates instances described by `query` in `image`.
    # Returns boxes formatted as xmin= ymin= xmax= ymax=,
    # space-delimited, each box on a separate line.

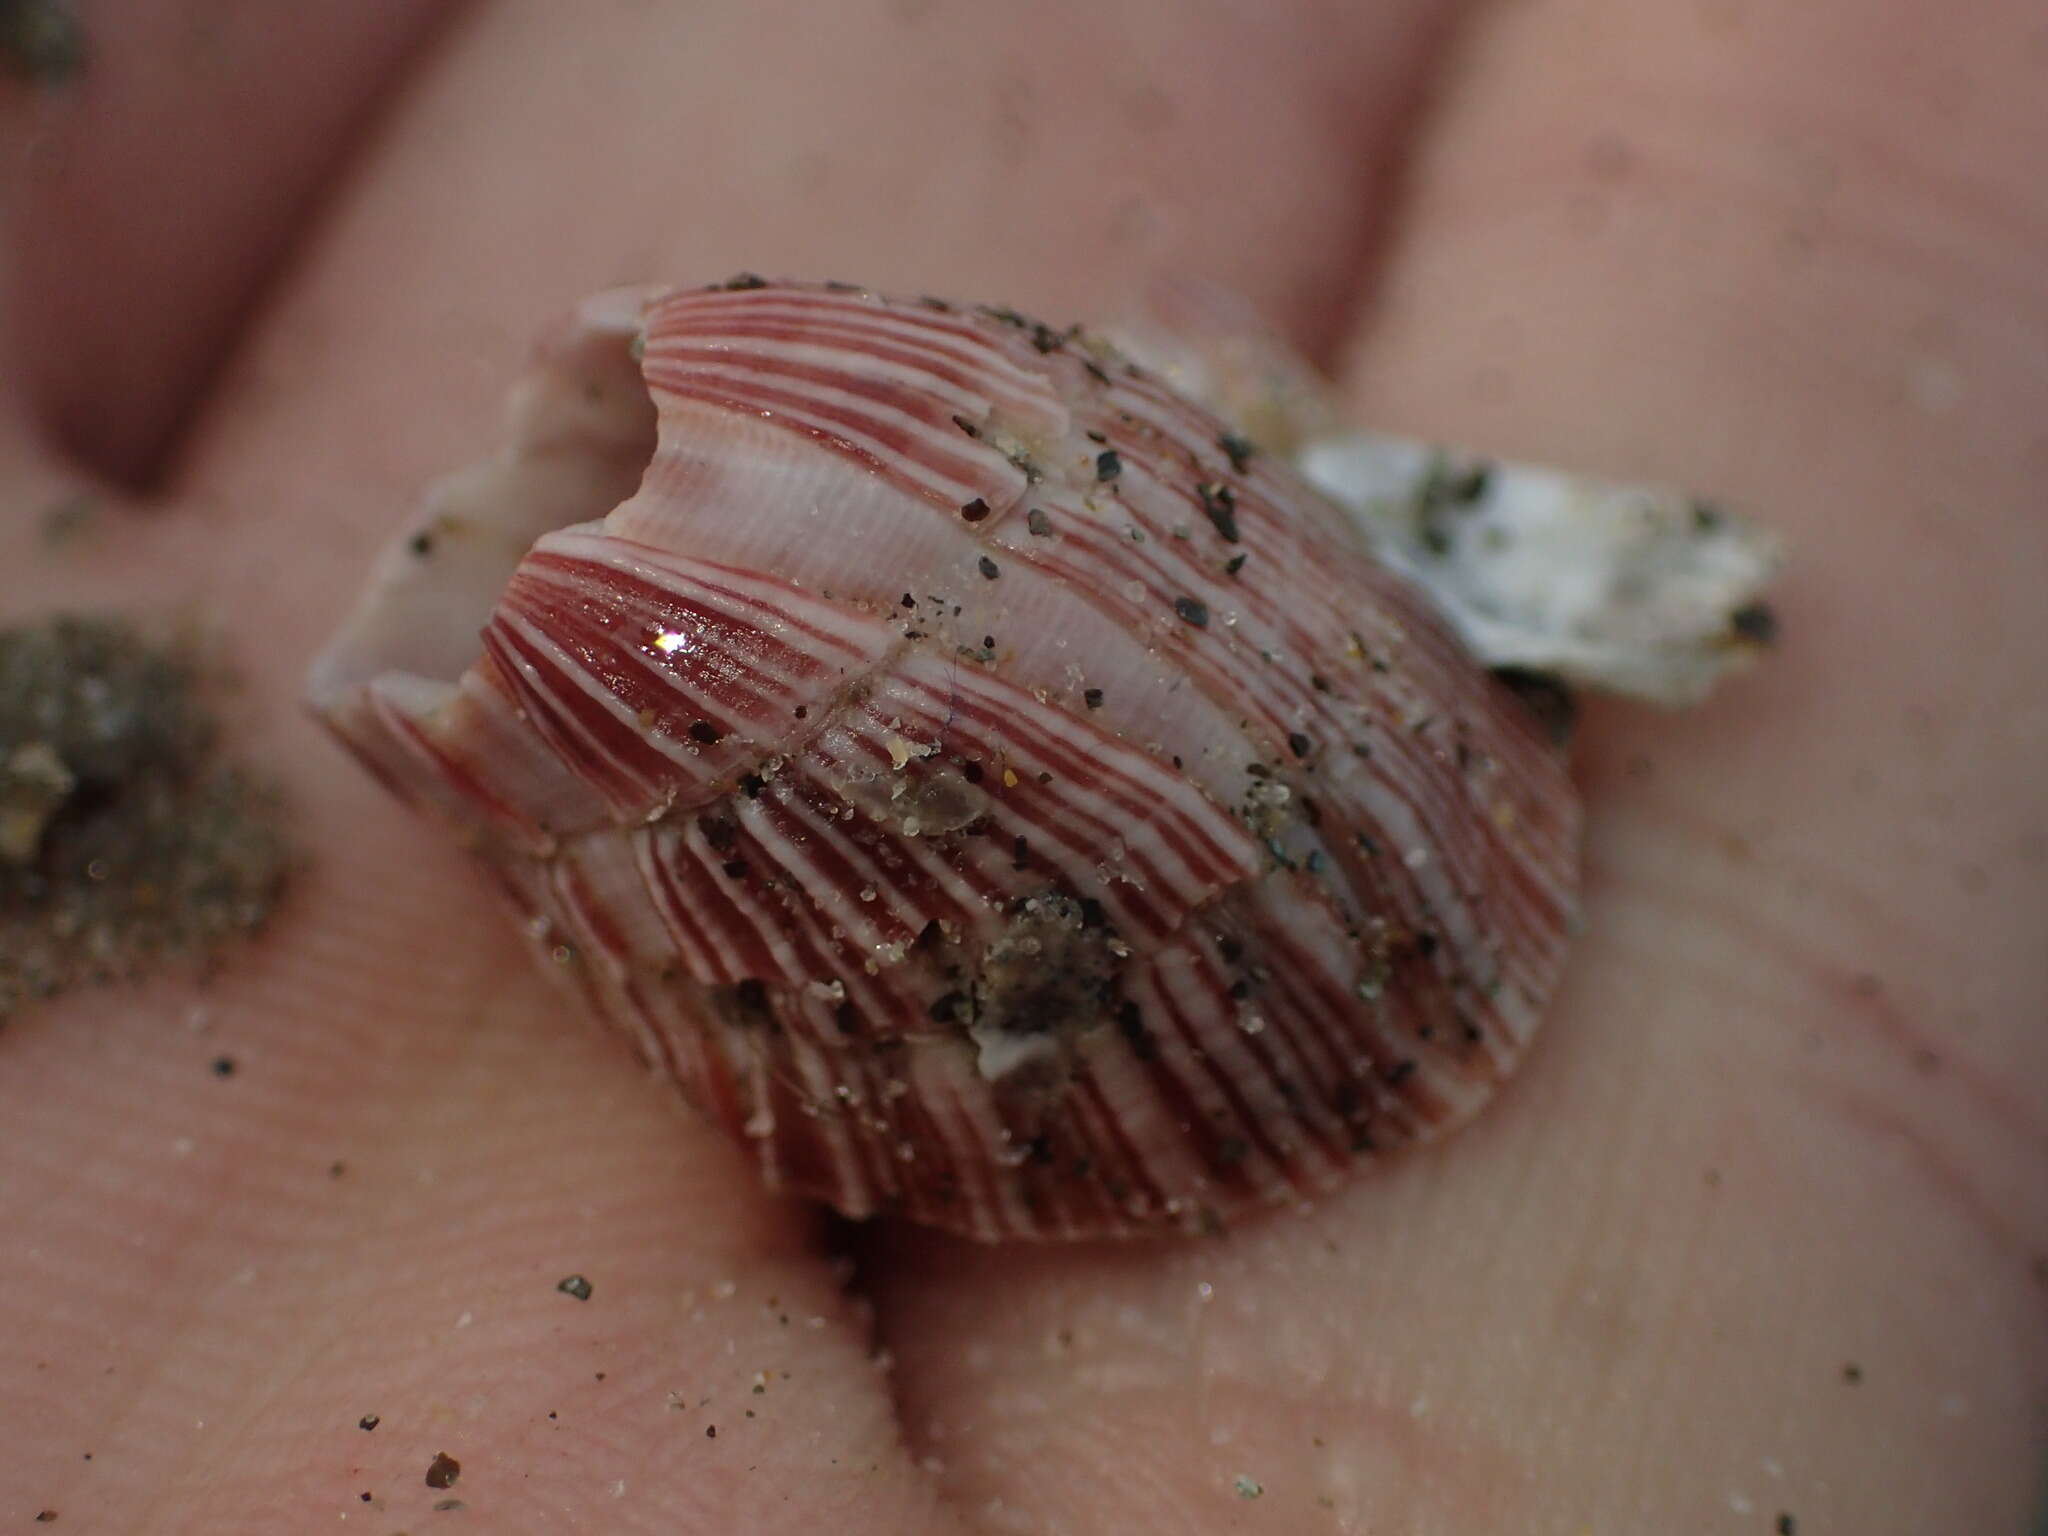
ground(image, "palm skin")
xmin=3 ymin=2 xmax=2043 ymax=1531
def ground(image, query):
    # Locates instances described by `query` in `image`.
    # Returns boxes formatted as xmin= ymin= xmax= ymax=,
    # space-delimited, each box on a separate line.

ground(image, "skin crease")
xmin=1 ymin=0 xmax=2043 ymax=1530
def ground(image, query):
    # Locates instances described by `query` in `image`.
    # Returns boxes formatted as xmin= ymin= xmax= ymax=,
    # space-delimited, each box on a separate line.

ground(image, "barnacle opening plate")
xmin=306 ymin=288 xmax=662 ymax=713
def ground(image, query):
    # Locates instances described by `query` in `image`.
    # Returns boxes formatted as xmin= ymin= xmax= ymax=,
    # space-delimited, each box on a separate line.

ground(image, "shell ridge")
xmin=974 ymin=345 xmax=1578 ymax=1076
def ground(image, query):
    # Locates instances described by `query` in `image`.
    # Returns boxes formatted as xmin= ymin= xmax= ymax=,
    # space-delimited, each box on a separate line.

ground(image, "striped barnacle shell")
xmin=308 ymin=279 xmax=1579 ymax=1240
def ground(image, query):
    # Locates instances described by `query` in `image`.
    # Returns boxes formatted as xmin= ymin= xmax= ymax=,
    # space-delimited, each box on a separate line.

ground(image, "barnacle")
xmin=310 ymin=279 xmax=1768 ymax=1239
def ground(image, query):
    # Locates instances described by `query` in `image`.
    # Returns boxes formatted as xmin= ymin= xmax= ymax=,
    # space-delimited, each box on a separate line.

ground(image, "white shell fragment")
xmin=309 ymin=277 xmax=1773 ymax=1242
xmin=1297 ymin=436 xmax=1782 ymax=705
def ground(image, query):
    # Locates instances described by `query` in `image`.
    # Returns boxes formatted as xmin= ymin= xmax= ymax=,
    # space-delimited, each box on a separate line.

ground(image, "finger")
xmin=1 ymin=946 xmax=952 ymax=1532
xmin=878 ymin=2 xmax=2048 ymax=1533
xmin=0 ymin=0 xmax=463 ymax=487
xmin=1344 ymin=0 xmax=2048 ymax=1340
xmin=9 ymin=0 xmax=1469 ymax=1528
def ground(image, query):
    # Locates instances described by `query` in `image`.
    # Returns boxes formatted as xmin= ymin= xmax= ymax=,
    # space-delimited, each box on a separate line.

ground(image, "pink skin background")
xmin=2 ymin=1 xmax=2043 ymax=1531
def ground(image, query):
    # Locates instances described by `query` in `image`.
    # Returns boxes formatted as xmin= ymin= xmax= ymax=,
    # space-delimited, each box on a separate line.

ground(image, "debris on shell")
xmin=307 ymin=277 xmax=1767 ymax=1239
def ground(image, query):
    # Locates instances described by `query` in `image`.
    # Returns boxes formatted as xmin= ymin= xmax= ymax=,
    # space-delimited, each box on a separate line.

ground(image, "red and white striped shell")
xmin=309 ymin=279 xmax=1578 ymax=1240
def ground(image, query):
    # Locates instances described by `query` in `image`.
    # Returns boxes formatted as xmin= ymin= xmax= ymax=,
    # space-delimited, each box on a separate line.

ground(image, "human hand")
xmin=4 ymin=2 xmax=2042 ymax=1531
